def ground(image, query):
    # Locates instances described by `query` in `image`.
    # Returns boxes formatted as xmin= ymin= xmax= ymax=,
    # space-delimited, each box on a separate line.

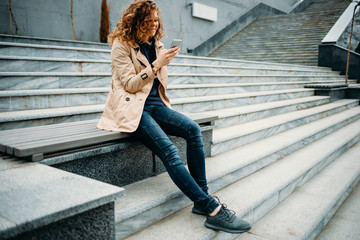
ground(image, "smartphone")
xmin=170 ymin=39 xmax=182 ymax=49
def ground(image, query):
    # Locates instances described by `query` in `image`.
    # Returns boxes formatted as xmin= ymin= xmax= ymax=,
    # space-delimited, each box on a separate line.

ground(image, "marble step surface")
xmin=237 ymin=142 xmax=360 ymax=240
xmin=0 ymin=56 xmax=340 ymax=77
xmin=208 ymin=0 xmax=345 ymax=65
xmin=0 ymin=88 xmax=315 ymax=130
xmin=226 ymin=43 xmax=319 ymax=49
xmin=0 ymin=34 xmax=110 ymax=49
xmin=116 ymin=110 xmax=360 ymax=240
xmin=200 ymin=96 xmax=330 ymax=128
xmin=0 ymin=41 xmax=331 ymax=72
xmin=236 ymin=55 xmax=320 ymax=62
xmin=0 ymin=42 xmax=111 ymax=59
xmin=214 ymin=49 xmax=319 ymax=56
xmin=114 ymin=106 xmax=360 ymax=239
xmin=0 ymin=72 xmax=344 ymax=90
xmin=229 ymin=52 xmax=319 ymax=58
xmin=171 ymin=88 xmax=315 ymax=113
xmin=172 ymin=56 xmax=332 ymax=71
xmin=211 ymin=99 xmax=360 ymax=155
xmin=0 ymin=83 xmax=335 ymax=112
xmin=215 ymin=56 xmax=319 ymax=64
xmin=233 ymin=30 xmax=331 ymax=37
xmin=316 ymin=180 xmax=360 ymax=240
xmin=218 ymin=39 xmax=322 ymax=47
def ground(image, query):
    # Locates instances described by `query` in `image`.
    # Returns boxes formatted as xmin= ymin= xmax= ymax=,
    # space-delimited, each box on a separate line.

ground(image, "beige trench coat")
xmin=97 ymin=39 xmax=171 ymax=132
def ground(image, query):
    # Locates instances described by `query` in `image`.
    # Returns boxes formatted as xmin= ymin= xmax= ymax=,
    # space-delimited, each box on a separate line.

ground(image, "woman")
xmin=97 ymin=0 xmax=251 ymax=234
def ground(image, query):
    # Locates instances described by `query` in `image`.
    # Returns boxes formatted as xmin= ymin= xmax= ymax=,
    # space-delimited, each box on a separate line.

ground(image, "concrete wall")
xmin=1 ymin=0 xmax=298 ymax=53
xmin=337 ymin=10 xmax=360 ymax=52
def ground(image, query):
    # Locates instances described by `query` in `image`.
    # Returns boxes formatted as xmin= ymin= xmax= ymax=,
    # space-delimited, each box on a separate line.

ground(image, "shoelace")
xmin=211 ymin=195 xmax=237 ymax=223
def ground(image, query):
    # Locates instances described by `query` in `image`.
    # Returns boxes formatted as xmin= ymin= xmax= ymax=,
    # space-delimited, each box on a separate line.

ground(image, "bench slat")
xmin=0 ymin=119 xmax=98 ymax=140
xmin=12 ymin=130 xmax=132 ymax=159
xmin=1 ymin=122 xmax=101 ymax=147
xmin=0 ymin=122 xmax=101 ymax=153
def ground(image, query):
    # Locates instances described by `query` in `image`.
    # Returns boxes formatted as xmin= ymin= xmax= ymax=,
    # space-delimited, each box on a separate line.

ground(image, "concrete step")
xmin=116 ymin=109 xmax=360 ymax=240
xmin=0 ymin=42 xmax=111 ymax=59
xmin=0 ymin=88 xmax=109 ymax=111
xmin=228 ymin=51 xmax=319 ymax=58
xmin=0 ymin=83 xmax=330 ymax=112
xmin=227 ymin=36 xmax=324 ymax=43
xmin=0 ymin=40 xmax=332 ymax=72
xmin=0 ymin=56 xmax=111 ymax=73
xmin=5 ymin=80 xmax=351 ymax=112
xmin=169 ymin=64 xmax=337 ymax=76
xmin=208 ymin=0 xmax=347 ymax=66
xmin=172 ymin=88 xmax=315 ymax=113
xmin=316 ymin=180 xmax=360 ymax=240
xmin=0 ymin=88 xmax=315 ymax=130
xmin=211 ymin=99 xmax=359 ymax=155
xmin=201 ymin=96 xmax=330 ymax=128
xmin=0 ymin=104 xmax=104 ymax=130
xmin=214 ymin=46 xmax=319 ymax=53
xmin=237 ymin=143 xmax=360 ymax=240
xmin=216 ymin=55 xmax=319 ymax=63
xmin=0 ymin=72 xmax=344 ymax=90
xmin=0 ymin=56 xmax=339 ymax=77
xmin=0 ymin=34 xmax=110 ymax=49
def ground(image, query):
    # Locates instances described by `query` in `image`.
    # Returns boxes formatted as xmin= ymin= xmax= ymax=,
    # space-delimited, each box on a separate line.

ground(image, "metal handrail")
xmin=345 ymin=1 xmax=360 ymax=84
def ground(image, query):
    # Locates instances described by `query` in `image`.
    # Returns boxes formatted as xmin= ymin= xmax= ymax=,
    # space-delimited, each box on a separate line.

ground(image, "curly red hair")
xmin=108 ymin=0 xmax=165 ymax=45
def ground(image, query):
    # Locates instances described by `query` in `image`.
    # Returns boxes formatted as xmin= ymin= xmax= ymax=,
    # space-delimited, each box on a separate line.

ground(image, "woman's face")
xmin=145 ymin=11 xmax=159 ymax=38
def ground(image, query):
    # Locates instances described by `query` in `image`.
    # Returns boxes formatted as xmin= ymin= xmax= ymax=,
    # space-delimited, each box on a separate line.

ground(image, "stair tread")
xmin=0 ymin=71 xmax=342 ymax=78
xmin=114 ymin=106 xmax=360 ymax=224
xmin=0 ymin=104 xmax=105 ymax=122
xmin=0 ymin=82 xmax=332 ymax=97
xmin=0 ymin=56 xmax=335 ymax=74
xmin=172 ymin=88 xmax=313 ymax=104
xmin=209 ymin=0 xmax=348 ymax=66
xmin=213 ymin=99 xmax=359 ymax=143
xmin=0 ymin=89 xmax=315 ymax=121
xmin=121 ymin=114 xmax=360 ymax=240
xmin=199 ymin=96 xmax=329 ymax=119
xmin=316 ymin=180 xmax=360 ymax=240
xmin=238 ymin=142 xmax=360 ymax=240
xmin=0 ymin=41 xmax=111 ymax=52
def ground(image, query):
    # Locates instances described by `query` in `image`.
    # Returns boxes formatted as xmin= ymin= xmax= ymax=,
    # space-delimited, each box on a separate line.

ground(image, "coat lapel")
xmin=136 ymin=49 xmax=150 ymax=67
xmin=129 ymin=42 xmax=149 ymax=67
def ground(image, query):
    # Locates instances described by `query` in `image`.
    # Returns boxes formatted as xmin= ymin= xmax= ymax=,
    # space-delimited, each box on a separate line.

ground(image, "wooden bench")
xmin=0 ymin=113 xmax=217 ymax=187
xmin=0 ymin=113 xmax=218 ymax=162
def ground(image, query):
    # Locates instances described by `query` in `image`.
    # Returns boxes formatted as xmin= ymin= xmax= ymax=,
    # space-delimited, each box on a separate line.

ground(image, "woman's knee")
xmin=187 ymin=122 xmax=203 ymax=144
xmin=162 ymin=143 xmax=182 ymax=166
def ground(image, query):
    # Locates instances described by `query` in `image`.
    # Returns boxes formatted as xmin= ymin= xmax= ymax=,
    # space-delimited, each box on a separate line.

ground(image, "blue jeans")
xmin=135 ymin=105 xmax=219 ymax=214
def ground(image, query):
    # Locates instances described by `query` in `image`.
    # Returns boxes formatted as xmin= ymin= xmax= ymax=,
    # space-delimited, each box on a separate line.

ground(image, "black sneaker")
xmin=205 ymin=204 xmax=251 ymax=234
xmin=192 ymin=202 xmax=207 ymax=215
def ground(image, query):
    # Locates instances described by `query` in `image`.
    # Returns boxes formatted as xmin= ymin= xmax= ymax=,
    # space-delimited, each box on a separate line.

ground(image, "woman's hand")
xmin=152 ymin=47 xmax=180 ymax=69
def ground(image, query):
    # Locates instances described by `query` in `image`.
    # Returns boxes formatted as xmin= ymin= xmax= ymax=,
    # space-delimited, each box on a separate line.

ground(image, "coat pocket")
xmin=110 ymin=90 xmax=143 ymax=131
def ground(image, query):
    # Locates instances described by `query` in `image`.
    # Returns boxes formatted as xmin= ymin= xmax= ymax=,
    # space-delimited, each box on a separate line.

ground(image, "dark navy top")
xmin=138 ymin=38 xmax=164 ymax=106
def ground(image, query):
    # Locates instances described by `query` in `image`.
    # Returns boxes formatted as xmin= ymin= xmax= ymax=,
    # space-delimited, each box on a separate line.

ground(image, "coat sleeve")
xmin=112 ymin=41 xmax=156 ymax=94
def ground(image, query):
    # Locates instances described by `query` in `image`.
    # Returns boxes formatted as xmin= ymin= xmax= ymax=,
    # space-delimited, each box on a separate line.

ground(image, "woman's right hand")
xmin=152 ymin=47 xmax=180 ymax=69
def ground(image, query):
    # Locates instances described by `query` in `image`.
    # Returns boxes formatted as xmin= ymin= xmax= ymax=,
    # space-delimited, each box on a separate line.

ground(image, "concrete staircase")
xmin=1 ymin=34 xmax=360 ymax=240
xmin=208 ymin=0 xmax=350 ymax=66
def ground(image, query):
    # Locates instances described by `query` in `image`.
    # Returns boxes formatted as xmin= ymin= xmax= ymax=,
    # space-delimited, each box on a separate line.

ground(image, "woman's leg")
xmin=135 ymin=106 xmax=218 ymax=214
xmin=151 ymin=106 xmax=208 ymax=194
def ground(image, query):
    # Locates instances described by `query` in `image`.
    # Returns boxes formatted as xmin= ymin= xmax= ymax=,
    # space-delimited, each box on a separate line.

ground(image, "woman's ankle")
xmin=208 ymin=205 xmax=221 ymax=216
